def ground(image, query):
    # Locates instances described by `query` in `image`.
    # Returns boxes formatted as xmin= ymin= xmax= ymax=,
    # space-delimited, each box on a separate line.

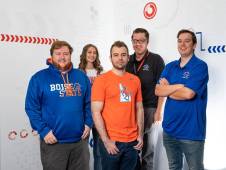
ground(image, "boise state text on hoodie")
xmin=25 ymin=61 xmax=93 ymax=143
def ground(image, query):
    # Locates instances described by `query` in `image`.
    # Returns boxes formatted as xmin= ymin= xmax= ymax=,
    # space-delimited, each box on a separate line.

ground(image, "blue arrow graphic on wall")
xmin=208 ymin=45 xmax=226 ymax=53
xmin=222 ymin=45 xmax=225 ymax=52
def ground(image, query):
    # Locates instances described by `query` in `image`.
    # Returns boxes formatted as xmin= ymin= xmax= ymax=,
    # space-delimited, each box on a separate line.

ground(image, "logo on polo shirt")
xmin=182 ymin=71 xmax=190 ymax=79
xmin=119 ymin=83 xmax=131 ymax=102
xmin=143 ymin=64 xmax=150 ymax=71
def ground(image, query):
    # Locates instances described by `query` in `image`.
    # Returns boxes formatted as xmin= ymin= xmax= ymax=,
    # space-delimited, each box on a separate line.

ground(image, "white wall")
xmin=0 ymin=0 xmax=226 ymax=169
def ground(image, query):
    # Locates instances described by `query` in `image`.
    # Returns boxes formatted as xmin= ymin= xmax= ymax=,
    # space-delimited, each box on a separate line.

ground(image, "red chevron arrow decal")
xmin=6 ymin=34 xmax=10 ymax=41
xmin=11 ymin=35 xmax=15 ymax=42
xmin=44 ymin=38 xmax=48 ymax=44
xmin=28 ymin=36 xmax=32 ymax=43
xmin=15 ymin=35 xmax=19 ymax=42
xmin=24 ymin=36 xmax=28 ymax=43
xmin=41 ymin=38 xmax=45 ymax=44
xmin=19 ymin=36 xmax=23 ymax=42
xmin=48 ymin=38 xmax=52 ymax=45
xmin=33 ymin=37 xmax=36 ymax=44
xmin=0 ymin=33 xmax=57 ymax=45
xmin=1 ymin=34 xmax=5 ymax=41
xmin=37 ymin=37 xmax=40 ymax=44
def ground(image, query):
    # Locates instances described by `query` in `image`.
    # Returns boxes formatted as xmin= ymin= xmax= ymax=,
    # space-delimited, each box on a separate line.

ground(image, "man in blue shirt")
xmin=155 ymin=29 xmax=209 ymax=170
xmin=25 ymin=41 xmax=92 ymax=170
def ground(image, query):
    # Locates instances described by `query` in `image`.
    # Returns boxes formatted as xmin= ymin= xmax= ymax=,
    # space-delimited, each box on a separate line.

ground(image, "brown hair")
xmin=131 ymin=28 xmax=149 ymax=43
xmin=78 ymin=44 xmax=103 ymax=74
xmin=50 ymin=40 xmax=73 ymax=56
xmin=110 ymin=41 xmax=129 ymax=57
xmin=177 ymin=29 xmax=197 ymax=45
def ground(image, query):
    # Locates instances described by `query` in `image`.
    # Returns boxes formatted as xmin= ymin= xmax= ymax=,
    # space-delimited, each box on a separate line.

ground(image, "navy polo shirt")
xmin=160 ymin=55 xmax=209 ymax=140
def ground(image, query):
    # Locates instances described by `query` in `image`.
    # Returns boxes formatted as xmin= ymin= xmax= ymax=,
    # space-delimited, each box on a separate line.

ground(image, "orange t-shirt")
xmin=91 ymin=70 xmax=142 ymax=142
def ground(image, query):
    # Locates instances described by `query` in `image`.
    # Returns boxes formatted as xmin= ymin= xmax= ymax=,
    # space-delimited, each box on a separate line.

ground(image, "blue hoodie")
xmin=25 ymin=61 xmax=93 ymax=143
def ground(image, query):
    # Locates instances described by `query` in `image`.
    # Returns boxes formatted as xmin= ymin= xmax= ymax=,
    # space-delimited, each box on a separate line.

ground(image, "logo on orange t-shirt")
xmin=119 ymin=83 xmax=131 ymax=102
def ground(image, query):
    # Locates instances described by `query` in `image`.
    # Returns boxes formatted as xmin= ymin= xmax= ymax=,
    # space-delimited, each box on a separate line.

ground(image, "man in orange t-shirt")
xmin=91 ymin=41 xmax=144 ymax=170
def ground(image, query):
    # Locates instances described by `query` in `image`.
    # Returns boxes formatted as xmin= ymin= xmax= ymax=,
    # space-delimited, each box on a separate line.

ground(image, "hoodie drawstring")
xmin=61 ymin=73 xmax=74 ymax=96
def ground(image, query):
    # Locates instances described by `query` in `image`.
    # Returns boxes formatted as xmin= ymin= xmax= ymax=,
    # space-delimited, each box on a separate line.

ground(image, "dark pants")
xmin=92 ymin=128 xmax=102 ymax=170
xmin=40 ymin=139 xmax=90 ymax=170
xmin=99 ymin=140 xmax=139 ymax=170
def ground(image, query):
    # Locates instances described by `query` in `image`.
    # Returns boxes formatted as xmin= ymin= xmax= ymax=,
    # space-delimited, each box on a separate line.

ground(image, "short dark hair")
xmin=177 ymin=29 xmax=197 ymax=44
xmin=50 ymin=40 xmax=73 ymax=56
xmin=110 ymin=41 xmax=129 ymax=57
xmin=131 ymin=28 xmax=149 ymax=43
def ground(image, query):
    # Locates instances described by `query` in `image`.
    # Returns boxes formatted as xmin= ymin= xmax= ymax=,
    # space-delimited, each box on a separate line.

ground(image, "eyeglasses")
xmin=131 ymin=39 xmax=147 ymax=45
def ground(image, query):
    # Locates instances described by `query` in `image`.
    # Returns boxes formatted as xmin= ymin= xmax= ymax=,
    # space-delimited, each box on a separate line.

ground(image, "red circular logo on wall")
xmin=143 ymin=2 xmax=157 ymax=19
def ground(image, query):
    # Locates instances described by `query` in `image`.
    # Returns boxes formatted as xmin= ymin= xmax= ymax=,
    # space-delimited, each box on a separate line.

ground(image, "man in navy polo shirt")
xmin=155 ymin=29 xmax=209 ymax=170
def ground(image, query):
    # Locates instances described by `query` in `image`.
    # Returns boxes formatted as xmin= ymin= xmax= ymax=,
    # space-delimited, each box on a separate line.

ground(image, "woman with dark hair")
xmin=79 ymin=44 xmax=103 ymax=170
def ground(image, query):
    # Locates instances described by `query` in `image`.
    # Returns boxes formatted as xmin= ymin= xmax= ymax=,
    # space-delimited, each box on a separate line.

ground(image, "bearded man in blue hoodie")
xmin=25 ymin=40 xmax=92 ymax=170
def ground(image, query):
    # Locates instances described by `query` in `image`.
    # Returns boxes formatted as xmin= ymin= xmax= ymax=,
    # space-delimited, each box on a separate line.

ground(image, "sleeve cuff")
xmin=39 ymin=127 xmax=51 ymax=139
xmin=85 ymin=120 xmax=93 ymax=129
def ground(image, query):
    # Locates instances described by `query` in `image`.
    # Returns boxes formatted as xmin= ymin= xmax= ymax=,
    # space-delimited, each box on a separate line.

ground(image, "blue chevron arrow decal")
xmin=208 ymin=45 xmax=226 ymax=53
xmin=208 ymin=46 xmax=213 ymax=53
xmin=213 ymin=46 xmax=216 ymax=53
xmin=217 ymin=46 xmax=221 ymax=53
xmin=222 ymin=45 xmax=225 ymax=52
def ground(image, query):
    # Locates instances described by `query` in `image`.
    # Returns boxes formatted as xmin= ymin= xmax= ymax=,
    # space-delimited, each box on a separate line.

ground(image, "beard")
xmin=52 ymin=60 xmax=72 ymax=72
xmin=112 ymin=62 xmax=126 ymax=71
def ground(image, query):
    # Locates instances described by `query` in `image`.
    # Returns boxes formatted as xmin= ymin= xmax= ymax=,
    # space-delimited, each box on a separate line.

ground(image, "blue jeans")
xmin=163 ymin=132 xmax=204 ymax=170
xmin=99 ymin=140 xmax=139 ymax=170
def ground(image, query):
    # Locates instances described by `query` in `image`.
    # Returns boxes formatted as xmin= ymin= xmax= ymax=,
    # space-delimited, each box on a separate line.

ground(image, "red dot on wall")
xmin=143 ymin=2 xmax=157 ymax=20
